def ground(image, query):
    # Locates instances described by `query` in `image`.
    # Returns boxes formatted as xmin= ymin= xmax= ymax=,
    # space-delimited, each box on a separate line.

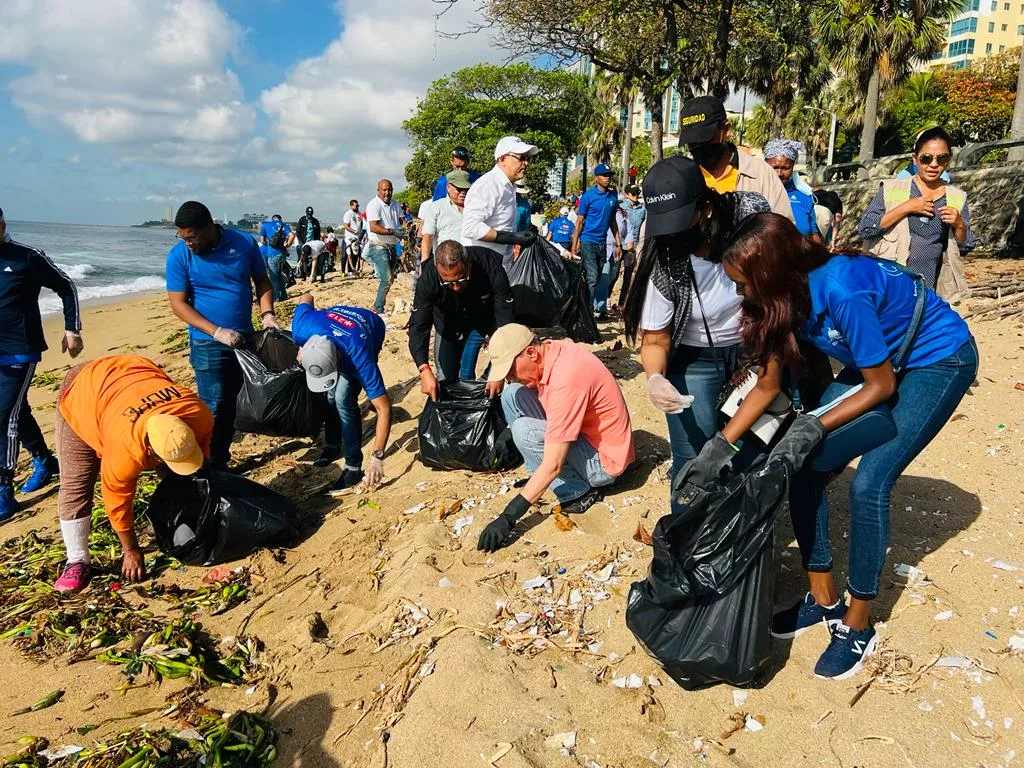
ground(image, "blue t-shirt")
xmin=165 ymin=227 xmax=266 ymax=342
xmin=801 ymin=255 xmax=970 ymax=371
xmin=431 ymin=170 xmax=483 ymax=201
xmin=786 ymin=182 xmax=818 ymax=238
xmin=577 ymin=185 xmax=619 ymax=244
xmin=291 ymin=303 xmax=387 ymax=400
xmin=514 ymin=194 xmax=532 ymax=232
xmin=259 ymin=220 xmax=291 ymax=254
xmin=549 ymin=216 xmax=574 ymax=244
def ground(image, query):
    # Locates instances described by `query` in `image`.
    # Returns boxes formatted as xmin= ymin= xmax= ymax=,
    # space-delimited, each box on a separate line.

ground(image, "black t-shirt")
xmin=813 ymin=189 xmax=843 ymax=216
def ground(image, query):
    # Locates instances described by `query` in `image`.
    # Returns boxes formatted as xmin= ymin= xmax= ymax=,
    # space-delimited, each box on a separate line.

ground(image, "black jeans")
xmin=0 ymin=362 xmax=48 ymax=474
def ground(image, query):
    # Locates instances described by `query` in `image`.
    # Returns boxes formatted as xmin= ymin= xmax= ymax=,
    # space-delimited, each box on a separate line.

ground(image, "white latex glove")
xmin=365 ymin=456 xmax=384 ymax=489
xmin=262 ymin=313 xmax=280 ymax=330
xmin=62 ymin=331 xmax=84 ymax=358
xmin=646 ymin=373 xmax=695 ymax=414
xmin=213 ymin=327 xmax=244 ymax=347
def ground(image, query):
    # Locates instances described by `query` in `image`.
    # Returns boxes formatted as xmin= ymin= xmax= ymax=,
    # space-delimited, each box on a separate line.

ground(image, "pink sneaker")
xmin=55 ymin=562 xmax=91 ymax=593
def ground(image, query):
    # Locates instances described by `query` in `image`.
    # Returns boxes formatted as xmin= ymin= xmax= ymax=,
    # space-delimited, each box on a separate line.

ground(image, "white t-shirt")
xmin=639 ymin=256 xmax=743 ymax=347
xmin=342 ymin=210 xmax=363 ymax=242
xmin=423 ymin=197 xmax=463 ymax=249
xmin=365 ymin=196 xmax=402 ymax=246
xmin=303 ymin=240 xmax=326 ymax=259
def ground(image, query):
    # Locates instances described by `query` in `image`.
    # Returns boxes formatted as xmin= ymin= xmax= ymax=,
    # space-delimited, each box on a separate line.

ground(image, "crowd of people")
xmin=0 ymin=94 xmax=984 ymax=682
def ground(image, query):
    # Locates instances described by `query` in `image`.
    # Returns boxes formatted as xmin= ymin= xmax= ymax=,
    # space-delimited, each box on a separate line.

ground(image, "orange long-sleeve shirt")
xmin=59 ymin=355 xmax=213 ymax=531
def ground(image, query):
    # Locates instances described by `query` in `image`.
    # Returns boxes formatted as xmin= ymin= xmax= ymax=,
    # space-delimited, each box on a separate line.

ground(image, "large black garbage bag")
xmin=418 ymin=380 xmax=523 ymax=472
xmin=557 ymin=260 xmax=601 ymax=344
xmin=234 ymin=329 xmax=326 ymax=438
xmin=149 ymin=470 xmax=299 ymax=566
xmin=506 ymin=239 xmax=571 ymax=328
xmin=625 ymin=455 xmax=790 ymax=689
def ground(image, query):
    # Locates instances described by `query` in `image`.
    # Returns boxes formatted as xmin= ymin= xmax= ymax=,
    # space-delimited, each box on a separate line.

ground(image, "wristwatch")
xmin=372 ymin=450 xmax=385 ymax=460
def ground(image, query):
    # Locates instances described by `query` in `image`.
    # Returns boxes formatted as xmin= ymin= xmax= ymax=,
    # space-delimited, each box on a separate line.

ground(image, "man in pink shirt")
xmin=477 ymin=323 xmax=635 ymax=552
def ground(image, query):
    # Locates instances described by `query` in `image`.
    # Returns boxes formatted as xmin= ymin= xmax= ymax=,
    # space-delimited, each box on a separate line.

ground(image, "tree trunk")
xmin=858 ymin=66 xmax=880 ymax=179
xmin=620 ymin=89 xmax=635 ymax=177
xmin=650 ymin=90 xmax=665 ymax=163
xmin=1009 ymin=43 xmax=1024 ymax=163
xmin=710 ymin=0 xmax=736 ymax=100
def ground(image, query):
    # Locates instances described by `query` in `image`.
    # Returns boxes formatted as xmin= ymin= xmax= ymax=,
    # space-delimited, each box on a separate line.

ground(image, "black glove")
xmin=493 ymin=230 xmax=537 ymax=247
xmin=768 ymin=414 xmax=826 ymax=473
xmin=477 ymin=494 xmax=531 ymax=552
xmin=672 ymin=432 xmax=738 ymax=497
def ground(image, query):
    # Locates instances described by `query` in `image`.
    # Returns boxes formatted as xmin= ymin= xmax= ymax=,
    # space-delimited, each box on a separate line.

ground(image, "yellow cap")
xmin=485 ymin=323 xmax=536 ymax=382
xmin=146 ymin=414 xmax=203 ymax=475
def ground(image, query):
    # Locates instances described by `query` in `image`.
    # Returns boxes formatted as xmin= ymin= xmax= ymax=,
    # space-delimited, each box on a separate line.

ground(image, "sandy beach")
xmin=2 ymin=260 xmax=1023 ymax=768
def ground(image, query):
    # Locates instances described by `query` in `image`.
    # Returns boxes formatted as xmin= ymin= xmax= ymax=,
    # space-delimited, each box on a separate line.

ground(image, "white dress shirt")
xmin=461 ymin=164 xmax=517 ymax=260
xmin=365 ymin=195 xmax=401 ymax=247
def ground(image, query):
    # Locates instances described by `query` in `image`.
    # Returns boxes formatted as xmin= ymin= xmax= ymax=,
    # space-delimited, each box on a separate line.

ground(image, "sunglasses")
xmin=918 ymin=153 xmax=951 ymax=167
xmin=439 ymin=274 xmax=470 ymax=287
xmin=506 ymin=153 xmax=531 ymax=162
xmin=452 ymin=150 xmax=470 ymax=159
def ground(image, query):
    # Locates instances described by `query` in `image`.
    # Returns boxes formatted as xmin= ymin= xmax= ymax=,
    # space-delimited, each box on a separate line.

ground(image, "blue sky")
xmin=0 ymin=0 xmax=503 ymax=226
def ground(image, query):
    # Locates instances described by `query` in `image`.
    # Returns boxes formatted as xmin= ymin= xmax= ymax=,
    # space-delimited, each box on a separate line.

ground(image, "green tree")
xmin=401 ymin=63 xmax=599 ymax=203
xmin=816 ymin=0 xmax=961 ymax=171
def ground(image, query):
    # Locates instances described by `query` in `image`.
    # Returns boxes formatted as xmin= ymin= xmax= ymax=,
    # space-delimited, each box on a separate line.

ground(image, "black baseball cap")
xmin=641 ymin=156 xmax=708 ymax=238
xmin=305 ymin=206 xmax=314 ymax=215
xmin=678 ymin=96 xmax=728 ymax=144
xmin=451 ymin=145 xmax=470 ymax=159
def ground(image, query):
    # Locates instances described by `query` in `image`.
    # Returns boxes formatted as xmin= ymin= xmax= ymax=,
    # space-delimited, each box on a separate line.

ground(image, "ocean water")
xmin=5 ymin=220 xmax=179 ymax=315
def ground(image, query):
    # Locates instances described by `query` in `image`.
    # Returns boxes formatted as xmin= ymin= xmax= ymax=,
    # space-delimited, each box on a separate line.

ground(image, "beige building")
xmin=928 ymin=0 xmax=1024 ymax=68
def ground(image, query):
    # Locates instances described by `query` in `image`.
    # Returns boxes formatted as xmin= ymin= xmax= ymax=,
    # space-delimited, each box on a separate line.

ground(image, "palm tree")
xmin=816 ymin=0 xmax=962 ymax=173
xmin=590 ymin=69 xmax=630 ymax=168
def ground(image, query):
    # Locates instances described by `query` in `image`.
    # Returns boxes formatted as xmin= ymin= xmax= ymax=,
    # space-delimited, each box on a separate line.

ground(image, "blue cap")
xmin=593 ymin=163 xmax=613 ymax=177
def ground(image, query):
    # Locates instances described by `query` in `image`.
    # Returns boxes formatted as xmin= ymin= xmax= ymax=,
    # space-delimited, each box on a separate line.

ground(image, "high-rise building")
xmin=927 ymin=0 xmax=1024 ymax=69
xmin=163 ymin=205 xmax=173 ymax=223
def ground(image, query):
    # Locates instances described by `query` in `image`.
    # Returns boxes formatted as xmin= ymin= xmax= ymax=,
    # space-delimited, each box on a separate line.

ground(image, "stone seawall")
xmin=824 ymin=164 xmax=1024 ymax=255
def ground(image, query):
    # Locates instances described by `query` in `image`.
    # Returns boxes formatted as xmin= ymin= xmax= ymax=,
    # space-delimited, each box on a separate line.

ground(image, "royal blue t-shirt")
xmin=431 ymin=170 xmax=483 ymax=201
xmin=259 ymin=220 xmax=292 ymax=254
xmin=549 ymin=216 xmax=574 ymax=244
xmin=576 ymin=185 xmax=619 ymax=244
xmin=801 ymin=255 xmax=970 ymax=371
xmin=786 ymin=183 xmax=818 ymax=238
xmin=165 ymin=227 xmax=266 ymax=341
xmin=291 ymin=303 xmax=387 ymax=400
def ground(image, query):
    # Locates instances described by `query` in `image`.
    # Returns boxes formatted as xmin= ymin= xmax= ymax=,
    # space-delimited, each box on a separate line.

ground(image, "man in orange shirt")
xmin=477 ymin=324 xmax=635 ymax=552
xmin=53 ymin=355 xmax=213 ymax=592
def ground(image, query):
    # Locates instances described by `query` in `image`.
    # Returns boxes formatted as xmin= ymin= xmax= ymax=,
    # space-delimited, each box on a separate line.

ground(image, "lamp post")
xmin=803 ymin=106 xmax=837 ymax=167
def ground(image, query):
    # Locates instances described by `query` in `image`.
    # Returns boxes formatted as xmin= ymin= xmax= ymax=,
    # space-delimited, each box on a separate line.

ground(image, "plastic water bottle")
xmin=173 ymin=523 xmax=196 ymax=546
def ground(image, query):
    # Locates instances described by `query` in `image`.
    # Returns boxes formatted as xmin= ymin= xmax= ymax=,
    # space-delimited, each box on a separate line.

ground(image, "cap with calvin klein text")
xmin=641 ymin=156 xmax=708 ymax=238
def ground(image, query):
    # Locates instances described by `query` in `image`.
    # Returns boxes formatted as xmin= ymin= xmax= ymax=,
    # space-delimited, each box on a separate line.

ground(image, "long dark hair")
xmin=721 ymin=213 xmax=832 ymax=370
xmin=623 ymin=189 xmax=748 ymax=343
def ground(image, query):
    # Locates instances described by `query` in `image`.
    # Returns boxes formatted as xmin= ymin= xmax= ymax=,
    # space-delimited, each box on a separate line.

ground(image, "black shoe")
xmin=313 ymin=448 xmax=340 ymax=467
xmin=329 ymin=468 xmax=364 ymax=496
xmin=560 ymin=487 xmax=602 ymax=514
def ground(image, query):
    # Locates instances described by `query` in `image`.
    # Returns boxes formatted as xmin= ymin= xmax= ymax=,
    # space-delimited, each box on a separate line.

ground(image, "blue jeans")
xmin=266 ymin=251 xmax=288 ymax=301
xmin=665 ymin=344 xmax=741 ymax=487
xmin=501 ymin=383 xmax=615 ymax=503
xmin=0 ymin=362 xmax=49 ymax=473
xmin=434 ymin=330 xmax=487 ymax=381
xmin=365 ymin=245 xmax=395 ymax=313
xmin=790 ymin=338 xmax=978 ymax=600
xmin=459 ymin=330 xmax=485 ymax=379
xmin=594 ymin=255 xmax=621 ymax=313
xmin=579 ymin=241 xmax=605 ymax=306
xmin=322 ymin=373 xmax=364 ymax=468
xmin=189 ymin=338 xmax=243 ymax=468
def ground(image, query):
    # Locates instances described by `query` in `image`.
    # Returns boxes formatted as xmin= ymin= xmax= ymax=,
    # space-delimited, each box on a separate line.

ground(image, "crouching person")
xmin=291 ymin=295 xmax=392 ymax=494
xmin=54 ymin=355 xmax=213 ymax=592
xmin=477 ymin=324 xmax=635 ymax=552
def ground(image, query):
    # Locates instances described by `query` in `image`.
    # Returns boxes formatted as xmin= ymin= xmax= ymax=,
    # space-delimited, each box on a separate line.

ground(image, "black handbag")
xmin=805 ymin=269 xmax=927 ymax=472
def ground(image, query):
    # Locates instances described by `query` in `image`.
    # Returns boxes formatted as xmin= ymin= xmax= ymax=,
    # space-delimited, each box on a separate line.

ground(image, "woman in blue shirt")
xmin=713 ymin=212 xmax=977 ymax=681
xmin=763 ymin=139 xmax=821 ymax=241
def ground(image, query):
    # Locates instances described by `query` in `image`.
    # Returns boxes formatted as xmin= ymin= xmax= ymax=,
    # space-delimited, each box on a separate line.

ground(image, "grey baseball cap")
xmin=299 ymin=335 xmax=339 ymax=392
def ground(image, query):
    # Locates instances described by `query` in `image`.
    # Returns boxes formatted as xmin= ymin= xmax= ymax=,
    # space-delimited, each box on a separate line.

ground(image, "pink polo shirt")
xmin=538 ymin=340 xmax=635 ymax=476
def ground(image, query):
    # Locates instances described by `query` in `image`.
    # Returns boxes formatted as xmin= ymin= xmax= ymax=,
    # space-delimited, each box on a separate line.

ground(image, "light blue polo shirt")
xmin=165 ymin=227 xmax=266 ymax=341
xmin=800 ymin=255 xmax=970 ymax=370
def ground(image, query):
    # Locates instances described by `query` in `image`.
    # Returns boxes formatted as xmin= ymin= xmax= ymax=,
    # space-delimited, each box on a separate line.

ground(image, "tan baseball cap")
xmin=486 ymin=323 xmax=536 ymax=382
xmin=146 ymin=414 xmax=204 ymax=475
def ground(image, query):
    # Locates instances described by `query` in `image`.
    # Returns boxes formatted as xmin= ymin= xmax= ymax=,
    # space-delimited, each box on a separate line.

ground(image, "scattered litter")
xmin=732 ymin=690 xmax=748 ymax=707
xmin=39 ymin=746 xmax=84 ymax=760
xmin=553 ymin=509 xmax=576 ymax=531
xmin=744 ymin=715 xmax=764 ymax=733
xmin=415 ymin=482 xmax=428 ymax=491
xmin=633 ymin=522 xmax=653 ymax=546
xmin=522 ymin=575 xmax=551 ymax=591
xmin=1010 ymin=606 xmax=1020 ymax=618
xmin=622 ymin=496 xmax=645 ymax=506
xmin=1006 ymin=717 xmax=1014 ymax=730
xmin=612 ymin=673 xmax=644 ymax=689
xmin=935 ymin=656 xmax=972 ymax=668
xmin=991 ymin=560 xmax=1020 ymax=572
xmin=438 ymin=577 xmax=455 ymax=589
xmin=557 ymin=567 xmax=567 ymax=575
xmin=985 ymin=630 xmax=999 ymax=640
xmin=893 ymin=563 xmax=927 ymax=580
xmin=452 ymin=515 xmax=474 ymax=537
xmin=962 ymin=549 xmax=975 ymax=558
xmin=971 ymin=696 xmax=986 ymax=720
xmin=648 ymin=676 xmax=661 ymax=687
xmin=1007 ymin=635 xmax=1024 ymax=653
xmin=544 ymin=731 xmax=577 ymax=750
xmin=588 ymin=563 xmax=615 ymax=583
xmin=418 ymin=661 xmax=435 ymax=678
xmin=986 ymin=447 xmax=1001 ymax=456
xmin=934 ymin=610 xmax=954 ymax=621
xmin=918 ymin=701 xmax=934 ymax=712
xmin=488 ymin=742 xmax=513 ymax=766
xmin=403 ymin=502 xmax=427 ymax=516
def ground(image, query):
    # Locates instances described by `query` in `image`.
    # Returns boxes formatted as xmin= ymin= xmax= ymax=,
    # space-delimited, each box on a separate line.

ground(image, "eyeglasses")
xmin=506 ymin=153 xmax=531 ymax=163
xmin=176 ymin=232 xmax=202 ymax=245
xmin=918 ymin=153 xmax=951 ymax=167
xmin=439 ymin=274 xmax=471 ymax=287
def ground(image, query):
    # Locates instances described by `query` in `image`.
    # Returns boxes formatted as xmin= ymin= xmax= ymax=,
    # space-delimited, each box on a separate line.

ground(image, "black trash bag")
xmin=418 ymin=380 xmax=523 ymax=472
xmin=234 ymin=329 xmax=327 ymax=438
xmin=557 ymin=260 xmax=601 ymax=344
xmin=625 ymin=455 xmax=790 ymax=689
xmin=149 ymin=470 xmax=299 ymax=566
xmin=506 ymin=239 xmax=571 ymax=328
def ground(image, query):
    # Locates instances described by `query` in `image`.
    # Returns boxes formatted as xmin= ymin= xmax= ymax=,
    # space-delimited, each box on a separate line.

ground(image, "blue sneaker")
xmin=19 ymin=455 xmax=59 ymax=494
xmin=0 ymin=485 xmax=18 ymax=523
xmin=770 ymin=592 xmax=846 ymax=639
xmin=814 ymin=622 xmax=878 ymax=680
